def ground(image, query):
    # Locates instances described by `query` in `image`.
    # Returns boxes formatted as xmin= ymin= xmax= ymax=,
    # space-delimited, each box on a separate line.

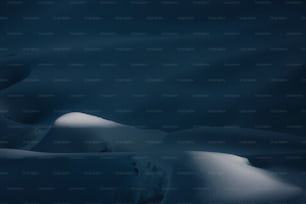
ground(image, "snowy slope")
xmin=0 ymin=148 xmax=302 ymax=204
xmin=34 ymin=112 xmax=306 ymax=156
xmin=34 ymin=112 xmax=165 ymax=152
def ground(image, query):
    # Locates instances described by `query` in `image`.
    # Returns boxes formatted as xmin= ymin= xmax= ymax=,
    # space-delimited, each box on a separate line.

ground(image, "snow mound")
xmin=0 ymin=148 xmax=300 ymax=203
xmin=162 ymin=151 xmax=302 ymax=203
xmin=54 ymin=112 xmax=123 ymax=128
xmin=33 ymin=112 xmax=165 ymax=153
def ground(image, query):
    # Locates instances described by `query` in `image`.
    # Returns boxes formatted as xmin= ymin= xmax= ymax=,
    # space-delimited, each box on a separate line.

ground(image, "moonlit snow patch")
xmin=162 ymin=151 xmax=302 ymax=203
xmin=0 ymin=148 xmax=302 ymax=203
xmin=54 ymin=112 xmax=123 ymax=128
xmin=34 ymin=112 xmax=165 ymax=153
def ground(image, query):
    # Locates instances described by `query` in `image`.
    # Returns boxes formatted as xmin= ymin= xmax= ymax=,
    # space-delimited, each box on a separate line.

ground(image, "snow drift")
xmin=0 ymin=148 xmax=301 ymax=204
xmin=34 ymin=112 xmax=165 ymax=152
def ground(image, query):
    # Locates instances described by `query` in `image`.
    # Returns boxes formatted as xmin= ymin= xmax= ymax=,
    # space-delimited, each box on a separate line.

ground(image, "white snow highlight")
xmin=54 ymin=112 xmax=123 ymax=128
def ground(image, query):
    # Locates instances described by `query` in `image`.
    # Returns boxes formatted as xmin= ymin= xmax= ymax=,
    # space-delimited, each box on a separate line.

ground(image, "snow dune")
xmin=26 ymin=112 xmax=305 ymax=203
xmin=0 ymin=112 xmax=303 ymax=203
xmin=0 ymin=148 xmax=301 ymax=204
xmin=34 ymin=112 xmax=166 ymax=152
xmin=0 ymin=2 xmax=305 ymax=203
xmin=34 ymin=112 xmax=306 ymax=156
xmin=162 ymin=151 xmax=301 ymax=203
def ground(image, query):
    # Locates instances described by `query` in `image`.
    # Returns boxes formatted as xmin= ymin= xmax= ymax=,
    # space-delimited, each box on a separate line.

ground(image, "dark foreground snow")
xmin=0 ymin=113 xmax=305 ymax=203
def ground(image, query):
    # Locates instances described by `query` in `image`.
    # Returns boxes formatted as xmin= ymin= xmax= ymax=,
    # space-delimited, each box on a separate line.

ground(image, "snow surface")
xmin=0 ymin=113 xmax=305 ymax=203
xmin=34 ymin=112 xmax=166 ymax=153
xmin=33 ymin=112 xmax=306 ymax=156
xmin=54 ymin=112 xmax=123 ymax=128
xmin=25 ymin=112 xmax=306 ymax=202
xmin=0 ymin=148 xmax=301 ymax=203
xmin=0 ymin=3 xmax=306 ymax=203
